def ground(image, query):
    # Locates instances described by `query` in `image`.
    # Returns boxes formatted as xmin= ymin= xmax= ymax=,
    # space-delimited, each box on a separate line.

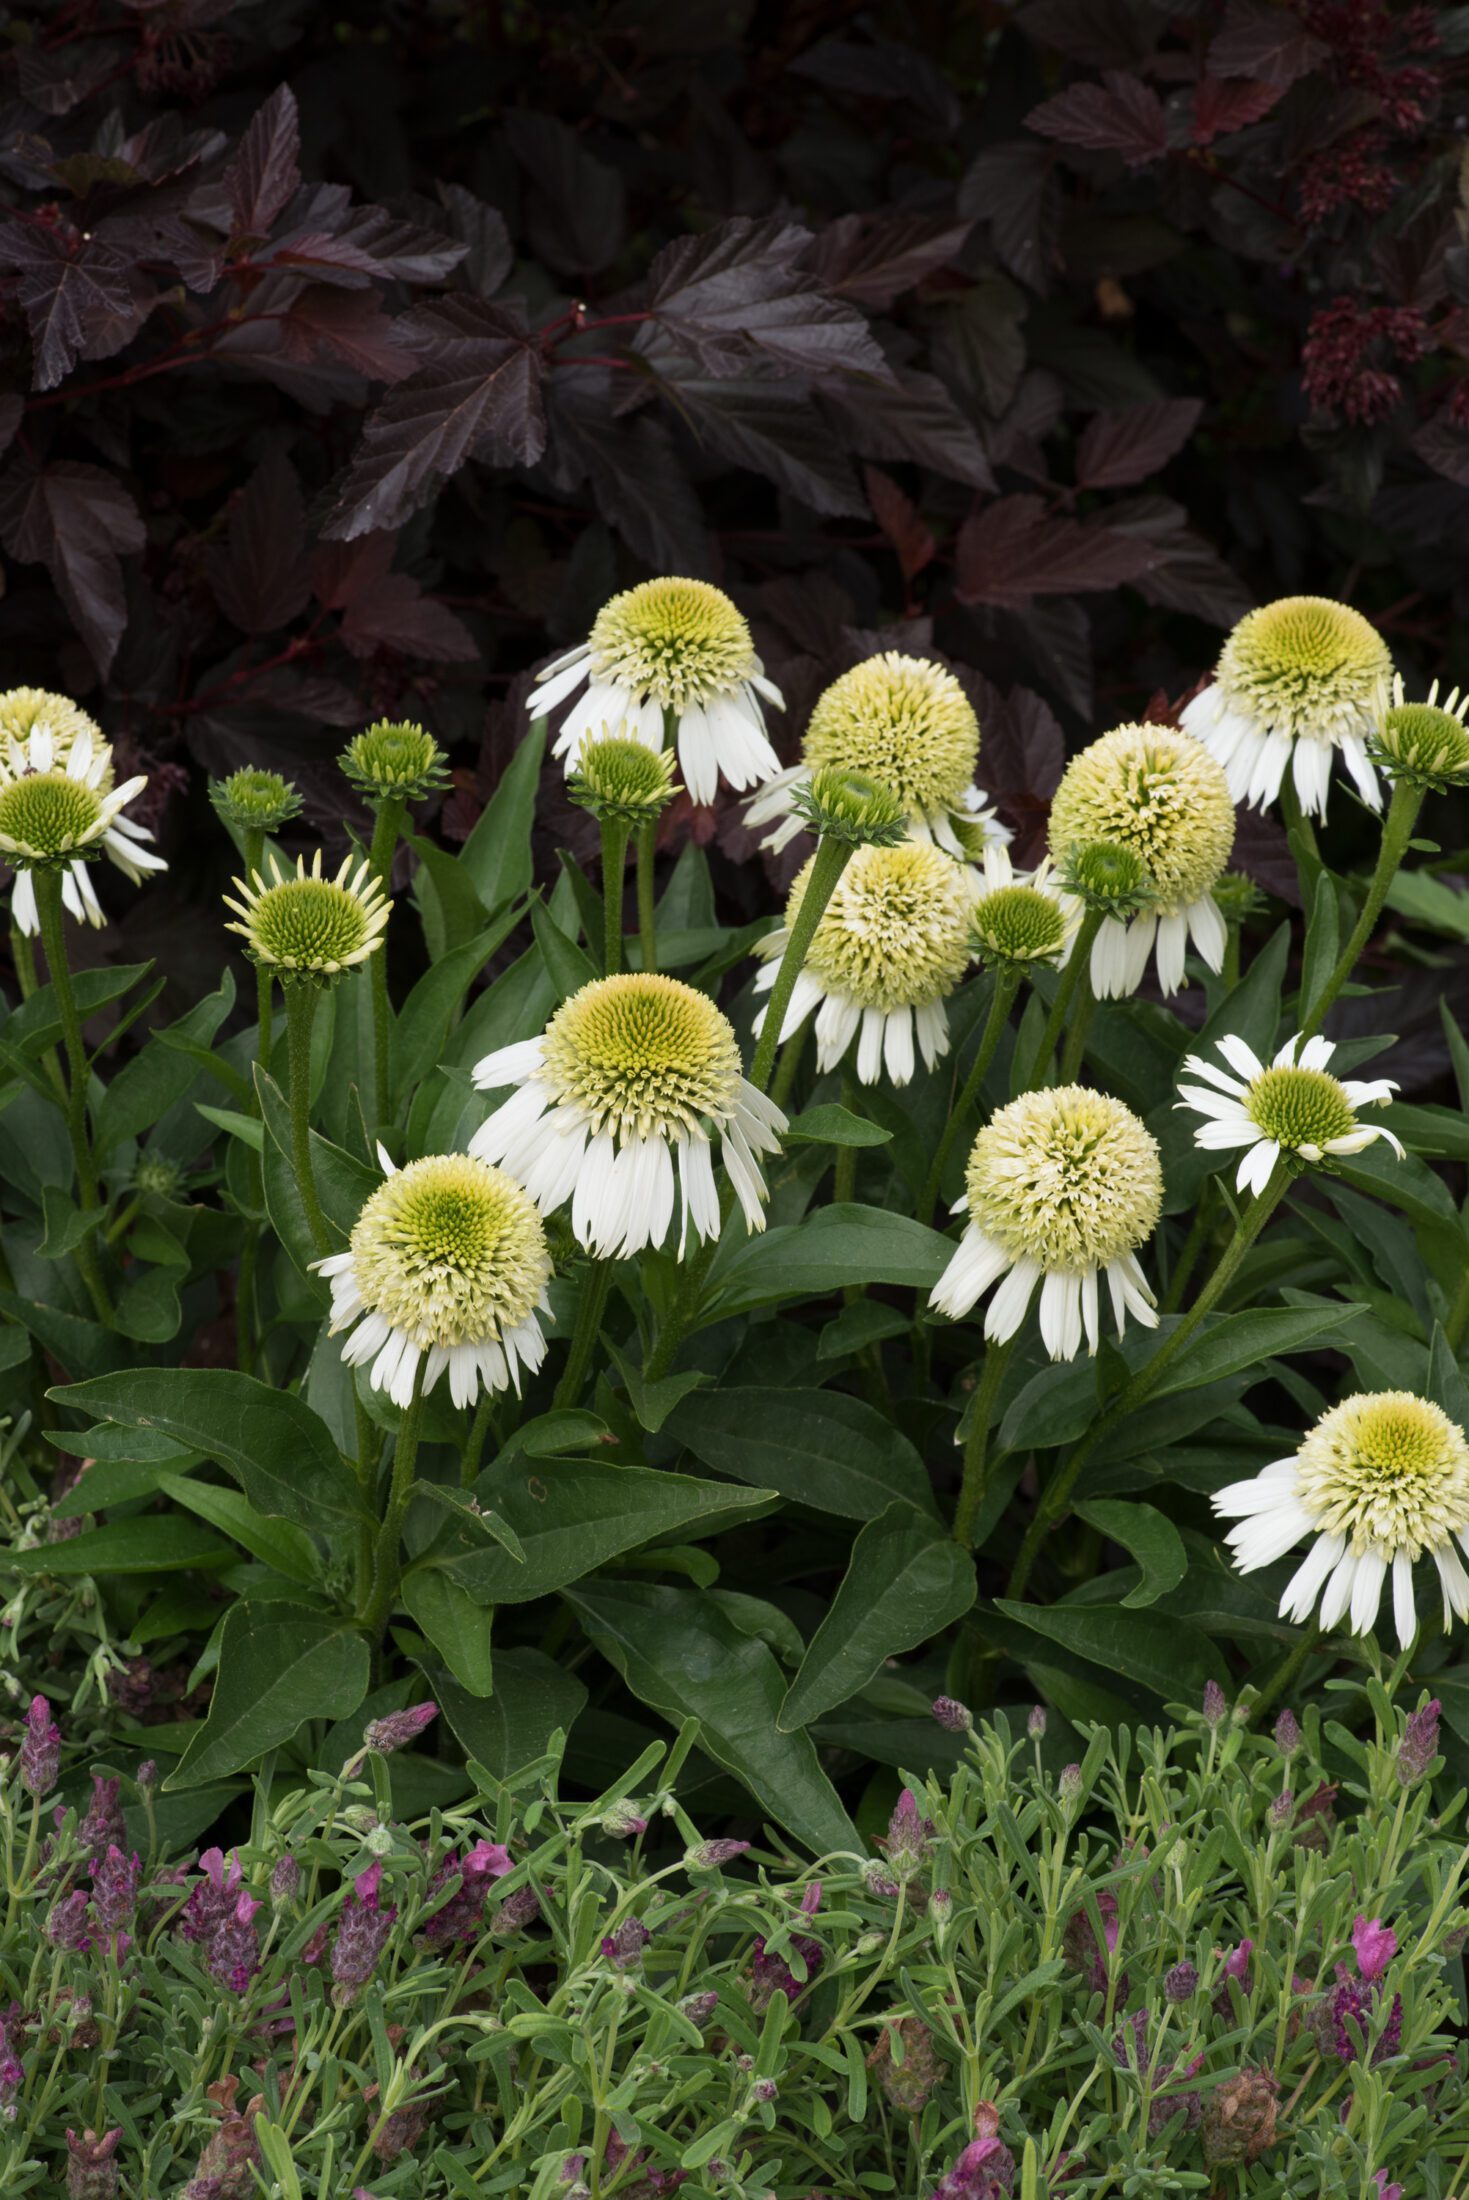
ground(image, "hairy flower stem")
xmin=1277 ymin=778 xmax=1323 ymax=908
xmin=367 ymin=795 xmax=406 ymax=1130
xmin=635 ymin=821 xmax=658 ymax=974
xmin=919 ymin=968 xmax=1022 ymax=1228
xmin=748 ymin=832 xmax=854 ymax=1093
xmin=460 ymin=1391 xmax=494 ymax=1489
xmin=770 ymin=1020 xmax=810 ymax=1113
xmin=1446 ymin=1263 xmax=1469 ymax=1352
xmin=1299 ymin=776 xmax=1424 ymax=1040
xmin=600 ymin=818 xmax=631 ymax=975
xmin=11 ymin=925 xmax=64 ymax=1096
xmin=240 ymin=824 xmax=275 ymax=1083
xmin=1006 ymin=1161 xmax=1294 ymax=1602
xmin=554 ymin=1260 xmax=614 ymax=1409
xmin=240 ymin=823 xmax=270 ymax=1375
xmin=34 ymin=870 xmax=112 ymax=1325
xmin=363 ymin=1367 xmax=425 ymax=1637
xmin=952 ymin=1337 xmax=1014 ymax=1549
xmin=284 ymin=983 xmax=332 ymax=1259
xmin=1020 ymin=909 xmax=1103 ymax=1092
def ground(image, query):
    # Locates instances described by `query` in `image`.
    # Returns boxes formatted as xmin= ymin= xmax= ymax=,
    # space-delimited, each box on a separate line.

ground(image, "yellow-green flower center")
xmin=796 ymin=843 xmax=972 ymax=1010
xmin=246 ymin=878 xmax=376 ymax=972
xmin=588 ymin=579 xmax=757 ymax=708
xmin=1246 ymin=1066 xmax=1358 ymax=1152
xmin=1378 ymin=703 xmax=1469 ymax=780
xmin=1295 ymin=1391 xmax=1469 ymax=1559
xmin=1047 ymin=723 xmax=1234 ymax=910
xmin=965 ymin=1084 xmax=1162 ymax=1272
xmin=1216 ymin=596 xmax=1392 ymax=740
xmin=803 ymin=653 xmax=978 ymax=822
xmin=350 ymin=1155 xmax=550 ymax=1350
xmin=972 ymin=884 xmax=1067 ymax=964
xmin=0 ymin=771 xmax=104 ymax=860
xmin=541 ymin=973 xmax=743 ymax=1138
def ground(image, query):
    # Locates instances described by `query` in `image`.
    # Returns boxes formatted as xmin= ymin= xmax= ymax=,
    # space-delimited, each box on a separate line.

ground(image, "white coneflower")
xmin=1176 ymin=1031 xmax=1402 ymax=1198
xmin=469 ymin=973 xmax=786 ymax=1258
xmin=0 ymin=720 xmax=165 ymax=934
xmin=744 ymin=651 xmax=1005 ymax=858
xmin=530 ymin=578 xmax=783 ymax=806
xmin=0 ymin=686 xmax=105 ymax=770
xmin=1046 ymin=722 xmax=1234 ymax=998
xmin=1181 ymin=596 xmax=1392 ymax=817
xmin=314 ymin=1152 xmax=552 ymax=1409
xmin=1214 ymin=1392 xmax=1469 ymax=1647
xmin=751 ymin=841 xmax=973 ymax=1085
xmin=968 ymin=844 xmax=1077 ymax=970
xmin=929 ymin=1085 xmax=1162 ymax=1360
xmin=223 ymin=851 xmax=391 ymax=982
xmin=1369 ymin=674 xmax=1469 ymax=792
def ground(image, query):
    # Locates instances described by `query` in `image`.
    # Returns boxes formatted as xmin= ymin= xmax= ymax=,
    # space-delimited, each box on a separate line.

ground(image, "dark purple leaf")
xmin=1189 ymin=75 xmax=1284 ymax=142
xmin=658 ymin=373 xmax=865 ymax=518
xmin=15 ymin=40 xmax=122 ymax=116
xmin=0 ymin=224 xmax=152 ymax=390
xmin=206 ymin=450 xmax=311 ymax=636
xmin=987 ymin=368 xmax=1066 ymax=472
xmin=1016 ymin=0 xmax=1163 ymax=69
xmin=268 ymin=191 xmax=467 ymax=287
xmin=0 ymin=455 xmax=144 ymax=674
xmin=1101 ymin=494 xmax=1253 ymax=627
xmin=1027 ymin=73 xmax=1169 ymax=166
xmin=804 ymin=213 xmax=973 ymax=309
xmin=223 ymin=85 xmax=301 ymax=241
xmin=503 ymin=110 xmax=625 ymax=277
xmin=788 ymin=34 xmax=960 ymax=133
xmin=820 ymin=365 xmax=996 ymax=490
xmin=1075 ymin=398 xmax=1203 ymax=488
xmin=437 ymin=184 xmax=514 ymax=298
xmin=960 ymin=141 xmax=1060 ymax=295
xmin=1208 ymin=0 xmax=1328 ymax=86
xmin=954 ymin=493 xmax=1162 ymax=609
xmin=957 ymin=666 xmax=1066 ymax=860
xmin=313 ymin=533 xmax=475 ymax=663
xmin=0 ymin=396 xmax=21 ymax=461
xmin=638 ymin=215 xmax=896 ymax=386
xmin=864 ymin=466 xmax=936 ymax=583
xmin=276 ymin=287 xmax=421 ymax=383
xmin=1411 ymin=409 xmax=1469 ymax=488
xmin=321 ymin=298 xmax=546 ymax=540
xmin=546 ymin=368 xmax=709 ymax=576
xmin=929 ymin=275 xmax=1029 ymax=417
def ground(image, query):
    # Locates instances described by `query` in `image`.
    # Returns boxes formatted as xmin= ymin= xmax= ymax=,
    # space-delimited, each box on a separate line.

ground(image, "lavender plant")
xmin=0 ymin=1678 xmax=1463 ymax=2197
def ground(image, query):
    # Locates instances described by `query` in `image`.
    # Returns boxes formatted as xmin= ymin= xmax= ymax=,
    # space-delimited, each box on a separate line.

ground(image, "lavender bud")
xmin=331 ymin=1862 xmax=397 ymax=2004
xmin=1058 ymin=1763 xmax=1083 ymax=1806
xmin=48 ymin=1890 xmax=92 ymax=1950
xmin=932 ymin=1696 xmax=973 ymax=1734
xmin=488 ymin=1886 xmax=541 ymax=1939
xmin=66 ymin=2125 xmax=122 ymax=2200
xmin=1273 ymin=1708 xmax=1301 ymax=1756
xmin=687 ymin=1839 xmax=750 ymax=1870
xmin=1269 ymin=1790 xmax=1294 ymax=1829
xmin=207 ymin=1892 xmax=262 ymax=1994
xmin=0 ymin=2022 xmax=23 ymax=2108
xmin=600 ymin=1801 xmax=649 ymax=1838
xmin=90 ymin=1846 xmax=140 ymax=1935
xmin=752 ymin=2077 xmax=777 ymax=2102
xmin=1164 ymin=1960 xmax=1197 ymax=2003
xmin=135 ymin=1760 xmax=157 ymax=1792
xmin=879 ymin=1788 xmax=934 ymax=1881
xmin=362 ymin=1702 xmax=438 ymax=1757
xmin=1202 ymin=1680 xmax=1228 ymax=1730
xmin=1397 ymin=1698 xmax=1441 ymax=1786
xmin=270 ymin=1854 xmax=300 ymax=1906
xmin=600 ymin=1917 xmax=650 ymax=1970
xmin=77 ymin=1776 xmax=124 ymax=1864
xmin=678 ymin=1991 xmax=719 ymax=2029
xmin=1027 ymin=1705 xmax=1048 ymax=1740
xmin=20 ymin=1694 xmax=60 ymax=1797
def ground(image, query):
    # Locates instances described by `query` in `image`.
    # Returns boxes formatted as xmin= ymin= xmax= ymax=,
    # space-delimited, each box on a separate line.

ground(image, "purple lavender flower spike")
xmin=20 ymin=1695 xmax=60 ymax=1798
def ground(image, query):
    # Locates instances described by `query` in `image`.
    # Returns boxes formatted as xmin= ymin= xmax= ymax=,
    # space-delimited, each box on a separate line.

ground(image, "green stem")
xmin=1057 ymin=979 xmax=1096 ymax=1083
xmin=12 ymin=926 xmax=64 ymax=1095
xmin=367 ymin=796 xmax=406 ymax=1130
xmin=1020 ymin=910 xmax=1103 ymax=1092
xmin=1246 ymin=1623 xmax=1325 ymax=1727
xmin=460 ymin=1392 xmax=494 ymax=1489
xmin=832 ymin=1068 xmax=860 ymax=1206
xmin=363 ymin=1368 xmax=426 ymax=1637
xmin=1006 ymin=1161 xmax=1295 ymax=1602
xmin=635 ymin=821 xmax=658 ymax=975
xmin=1446 ymin=1263 xmax=1469 ymax=1353
xmin=919 ymin=967 xmax=1021 ymax=1228
xmin=748 ymin=833 xmax=854 ymax=1094
xmin=284 ymin=983 xmax=331 ymax=1259
xmin=599 ymin=818 xmax=631 ymax=976
xmin=1161 ymin=1187 xmax=1215 ymax=1315
xmin=952 ymin=1337 xmax=1014 ymax=1549
xmin=353 ymin=1394 xmax=380 ymax=1609
xmin=1277 ymin=777 xmax=1323 ymax=911
xmin=1300 ymin=777 xmax=1424 ymax=1040
xmin=34 ymin=870 xmax=112 ymax=1324
xmin=553 ymin=1261 xmax=614 ymax=1409
xmin=770 ymin=1021 xmax=810 ymax=1114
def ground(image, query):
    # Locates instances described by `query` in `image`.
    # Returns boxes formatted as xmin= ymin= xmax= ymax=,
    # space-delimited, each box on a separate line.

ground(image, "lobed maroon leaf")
xmin=805 ymin=213 xmax=974 ymax=310
xmin=437 ymin=184 xmax=514 ymax=298
xmin=223 ymin=85 xmax=302 ymax=241
xmin=267 ymin=192 xmax=468 ymax=288
xmin=655 ymin=371 xmax=865 ymax=519
xmin=821 ymin=364 xmax=996 ymax=490
xmin=639 ymin=214 xmax=896 ymax=386
xmin=206 ymin=451 xmax=311 ymax=636
xmin=547 ymin=367 xmax=709 ymax=575
xmin=314 ymin=532 xmax=476 ymax=662
xmin=863 ymin=466 xmax=936 ymax=584
xmin=503 ymin=110 xmax=625 ymax=278
xmin=1189 ymin=75 xmax=1284 ymax=143
xmin=954 ymin=493 xmax=1161 ymax=609
xmin=0 ymin=225 xmax=153 ymax=390
xmin=1075 ymin=398 xmax=1203 ymax=489
xmin=0 ymin=455 xmax=145 ymax=674
xmin=1411 ymin=409 xmax=1469 ymax=488
xmin=961 ymin=140 xmax=1060 ymax=295
xmin=1026 ymin=73 xmax=1169 ymax=167
xmin=1208 ymin=0 xmax=1328 ymax=86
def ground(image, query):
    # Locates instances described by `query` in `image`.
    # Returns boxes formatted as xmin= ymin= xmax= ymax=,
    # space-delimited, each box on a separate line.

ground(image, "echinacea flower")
xmin=209 ymin=767 xmax=302 ymax=836
xmin=224 ymin=850 xmax=391 ymax=984
xmin=752 ymin=841 xmax=973 ymax=1084
xmin=567 ymin=729 xmax=680 ymax=826
xmin=0 ymin=720 xmax=165 ymax=934
xmin=1368 ymin=673 xmax=1469 ymax=792
xmin=314 ymin=1151 xmax=553 ymax=1409
xmin=339 ymin=719 xmax=450 ymax=804
xmin=745 ymin=651 xmax=1005 ymax=858
xmin=1212 ymin=1390 xmax=1469 ymax=1646
xmin=968 ymin=844 xmax=1077 ymax=970
xmin=1176 ymin=1031 xmax=1402 ymax=1198
xmin=470 ymin=973 xmax=785 ymax=1257
xmin=1046 ymin=723 xmax=1234 ymax=997
xmin=930 ymin=1085 xmax=1162 ymax=1359
xmin=531 ymin=577 xmax=783 ymax=805
xmin=0 ymin=684 xmax=104 ymax=764
xmin=1181 ymin=595 xmax=1392 ymax=816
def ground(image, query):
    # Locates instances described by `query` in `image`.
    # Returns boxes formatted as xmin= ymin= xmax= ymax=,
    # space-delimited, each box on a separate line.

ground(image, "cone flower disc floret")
xmin=532 ymin=578 xmax=783 ymax=806
xmin=470 ymin=973 xmax=786 ymax=1258
xmin=1046 ymin=722 xmax=1235 ymax=998
xmin=1176 ymin=1031 xmax=1402 ymax=1198
xmin=745 ymin=652 xmax=1006 ymax=858
xmin=930 ymin=1085 xmax=1162 ymax=1359
xmin=0 ymin=720 xmax=165 ymax=934
xmin=752 ymin=841 xmax=973 ymax=1085
xmin=1181 ymin=595 xmax=1392 ymax=817
xmin=1214 ymin=1392 xmax=1469 ymax=1646
xmin=314 ymin=1151 xmax=553 ymax=1409
xmin=224 ymin=851 xmax=391 ymax=982
xmin=969 ymin=844 xmax=1077 ymax=970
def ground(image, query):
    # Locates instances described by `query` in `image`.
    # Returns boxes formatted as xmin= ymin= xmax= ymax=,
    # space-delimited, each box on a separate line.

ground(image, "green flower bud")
xmin=209 ymin=768 xmax=303 ymax=836
xmin=1056 ymin=838 xmax=1155 ymax=920
xmin=568 ymin=732 xmax=679 ymax=825
xmin=789 ymin=765 xmax=907 ymax=848
xmin=338 ymin=720 xmax=450 ymax=804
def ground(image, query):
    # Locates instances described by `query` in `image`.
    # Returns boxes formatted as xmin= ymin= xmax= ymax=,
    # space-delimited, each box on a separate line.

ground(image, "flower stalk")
xmin=365 ymin=794 xmax=406 ymax=1129
xmin=919 ymin=967 xmax=1021 ymax=1229
xmin=283 ymin=983 xmax=331 ymax=1260
xmin=1299 ymin=776 xmax=1423 ymax=1040
xmin=362 ymin=1366 xmax=426 ymax=1638
xmin=748 ymin=832 xmax=853 ymax=1093
xmin=34 ymin=869 xmax=112 ymax=1324
xmin=952 ymin=1337 xmax=1014 ymax=1550
xmin=1020 ymin=909 xmax=1102 ymax=1091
